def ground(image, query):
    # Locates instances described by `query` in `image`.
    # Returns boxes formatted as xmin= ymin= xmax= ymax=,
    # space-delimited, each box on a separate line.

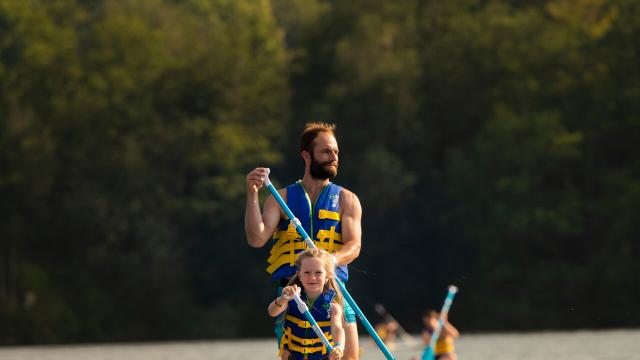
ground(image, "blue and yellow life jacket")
xmin=435 ymin=335 xmax=455 ymax=355
xmin=425 ymin=327 xmax=456 ymax=355
xmin=267 ymin=181 xmax=348 ymax=281
xmin=280 ymin=290 xmax=336 ymax=360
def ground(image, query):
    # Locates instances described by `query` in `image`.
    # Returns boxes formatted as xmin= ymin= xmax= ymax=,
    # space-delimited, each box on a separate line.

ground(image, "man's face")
xmin=308 ymin=132 xmax=339 ymax=180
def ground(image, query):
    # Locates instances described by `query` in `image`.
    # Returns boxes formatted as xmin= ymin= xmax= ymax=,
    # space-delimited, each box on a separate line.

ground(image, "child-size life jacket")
xmin=280 ymin=290 xmax=336 ymax=360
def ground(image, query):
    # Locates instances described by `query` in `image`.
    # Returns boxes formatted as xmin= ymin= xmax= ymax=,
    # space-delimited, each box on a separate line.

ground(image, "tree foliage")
xmin=1 ymin=0 xmax=288 ymax=342
xmin=1 ymin=0 xmax=639 ymax=343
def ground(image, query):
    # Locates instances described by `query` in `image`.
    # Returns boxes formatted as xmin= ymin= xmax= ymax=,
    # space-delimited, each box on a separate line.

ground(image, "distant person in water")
xmin=268 ymin=249 xmax=345 ymax=360
xmin=374 ymin=319 xmax=399 ymax=351
xmin=421 ymin=309 xmax=459 ymax=360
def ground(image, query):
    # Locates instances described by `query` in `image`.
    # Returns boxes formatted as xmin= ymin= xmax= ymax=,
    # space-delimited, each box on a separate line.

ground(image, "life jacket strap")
xmin=285 ymin=314 xmax=332 ymax=328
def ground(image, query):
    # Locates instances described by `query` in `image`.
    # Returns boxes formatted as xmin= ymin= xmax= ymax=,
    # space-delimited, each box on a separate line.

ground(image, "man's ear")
xmin=301 ymin=150 xmax=311 ymax=162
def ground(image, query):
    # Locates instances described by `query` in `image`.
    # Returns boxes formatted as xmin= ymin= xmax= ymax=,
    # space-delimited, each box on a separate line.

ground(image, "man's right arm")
xmin=244 ymin=167 xmax=284 ymax=248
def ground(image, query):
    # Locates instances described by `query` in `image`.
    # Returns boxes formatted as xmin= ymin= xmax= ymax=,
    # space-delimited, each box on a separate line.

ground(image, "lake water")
xmin=1 ymin=329 xmax=639 ymax=360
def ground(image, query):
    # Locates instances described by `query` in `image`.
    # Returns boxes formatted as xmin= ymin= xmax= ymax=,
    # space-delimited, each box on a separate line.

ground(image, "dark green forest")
xmin=1 ymin=0 xmax=639 ymax=344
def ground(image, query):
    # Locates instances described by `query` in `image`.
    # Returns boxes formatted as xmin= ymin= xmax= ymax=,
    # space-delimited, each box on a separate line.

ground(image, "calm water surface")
xmin=1 ymin=329 xmax=639 ymax=360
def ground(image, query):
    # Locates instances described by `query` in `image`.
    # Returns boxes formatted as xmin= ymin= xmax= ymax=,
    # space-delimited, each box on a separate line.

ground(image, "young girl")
xmin=268 ymin=249 xmax=345 ymax=360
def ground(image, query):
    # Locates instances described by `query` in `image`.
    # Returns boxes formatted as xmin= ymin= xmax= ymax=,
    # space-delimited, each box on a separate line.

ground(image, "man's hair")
xmin=299 ymin=122 xmax=336 ymax=155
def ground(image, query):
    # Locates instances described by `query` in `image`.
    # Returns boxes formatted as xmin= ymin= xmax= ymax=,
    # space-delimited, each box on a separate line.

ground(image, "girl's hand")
xmin=329 ymin=346 xmax=343 ymax=360
xmin=281 ymin=285 xmax=299 ymax=301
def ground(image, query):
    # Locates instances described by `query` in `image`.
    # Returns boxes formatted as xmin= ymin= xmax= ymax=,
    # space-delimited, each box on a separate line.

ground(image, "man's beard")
xmin=310 ymin=154 xmax=338 ymax=180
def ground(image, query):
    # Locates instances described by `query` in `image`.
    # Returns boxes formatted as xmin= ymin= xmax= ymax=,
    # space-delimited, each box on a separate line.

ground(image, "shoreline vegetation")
xmin=2 ymin=0 xmax=639 ymax=345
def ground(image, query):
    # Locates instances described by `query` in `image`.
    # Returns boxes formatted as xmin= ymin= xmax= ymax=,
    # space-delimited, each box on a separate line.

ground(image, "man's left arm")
xmin=335 ymin=189 xmax=362 ymax=265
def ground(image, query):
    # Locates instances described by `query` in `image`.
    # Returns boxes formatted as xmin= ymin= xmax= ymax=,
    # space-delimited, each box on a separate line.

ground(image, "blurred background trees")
xmin=1 ymin=0 xmax=638 ymax=344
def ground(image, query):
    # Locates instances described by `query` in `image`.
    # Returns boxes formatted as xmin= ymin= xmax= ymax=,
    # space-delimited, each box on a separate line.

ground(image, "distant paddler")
xmin=374 ymin=303 xmax=419 ymax=348
xmin=421 ymin=286 xmax=460 ymax=360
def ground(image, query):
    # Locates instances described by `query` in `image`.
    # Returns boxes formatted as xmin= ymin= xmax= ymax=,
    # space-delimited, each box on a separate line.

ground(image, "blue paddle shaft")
xmin=263 ymin=175 xmax=395 ymax=360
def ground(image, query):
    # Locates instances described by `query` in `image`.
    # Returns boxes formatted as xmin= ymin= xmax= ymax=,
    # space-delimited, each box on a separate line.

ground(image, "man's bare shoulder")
xmin=266 ymin=186 xmax=288 ymax=200
xmin=264 ymin=187 xmax=288 ymax=219
xmin=338 ymin=187 xmax=361 ymax=209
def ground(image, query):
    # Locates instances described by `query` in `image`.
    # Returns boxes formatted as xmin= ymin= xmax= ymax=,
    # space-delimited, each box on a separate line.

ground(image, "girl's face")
xmin=298 ymin=257 xmax=327 ymax=295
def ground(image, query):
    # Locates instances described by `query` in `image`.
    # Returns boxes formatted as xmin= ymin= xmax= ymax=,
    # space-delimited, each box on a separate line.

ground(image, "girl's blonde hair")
xmin=287 ymin=248 xmax=343 ymax=308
